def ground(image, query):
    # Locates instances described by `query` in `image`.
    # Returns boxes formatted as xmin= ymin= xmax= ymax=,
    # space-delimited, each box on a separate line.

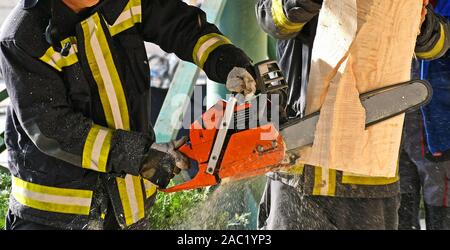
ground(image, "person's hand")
xmin=140 ymin=138 xmax=190 ymax=189
xmin=226 ymin=67 xmax=257 ymax=99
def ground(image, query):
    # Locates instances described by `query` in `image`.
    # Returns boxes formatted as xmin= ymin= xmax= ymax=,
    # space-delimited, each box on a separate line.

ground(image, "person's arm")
xmin=256 ymin=0 xmax=322 ymax=40
xmin=0 ymin=40 xmax=151 ymax=176
xmin=416 ymin=5 xmax=450 ymax=60
xmin=140 ymin=0 xmax=253 ymax=84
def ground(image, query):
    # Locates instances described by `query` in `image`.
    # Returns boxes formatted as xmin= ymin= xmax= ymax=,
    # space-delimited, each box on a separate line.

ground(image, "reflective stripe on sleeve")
xmin=417 ymin=23 xmax=446 ymax=60
xmin=82 ymin=124 xmax=113 ymax=173
xmin=278 ymin=164 xmax=305 ymax=175
xmin=271 ymin=0 xmax=305 ymax=36
xmin=116 ymin=175 xmax=146 ymax=226
xmin=192 ymin=33 xmax=232 ymax=69
xmin=108 ymin=0 xmax=142 ymax=36
xmin=39 ymin=37 xmax=78 ymax=72
xmin=81 ymin=13 xmax=130 ymax=130
xmin=143 ymin=179 xmax=157 ymax=198
xmin=11 ymin=176 xmax=93 ymax=215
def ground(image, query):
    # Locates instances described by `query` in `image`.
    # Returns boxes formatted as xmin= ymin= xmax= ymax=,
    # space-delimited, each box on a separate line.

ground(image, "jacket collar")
xmin=42 ymin=0 xmax=131 ymax=27
xmin=97 ymin=0 xmax=130 ymax=26
xmin=44 ymin=0 xmax=130 ymax=40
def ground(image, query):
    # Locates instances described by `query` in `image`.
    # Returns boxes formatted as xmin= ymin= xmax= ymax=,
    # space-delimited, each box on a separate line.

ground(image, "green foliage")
xmin=148 ymin=179 xmax=258 ymax=230
xmin=148 ymin=185 xmax=210 ymax=230
xmin=0 ymin=172 xmax=11 ymax=230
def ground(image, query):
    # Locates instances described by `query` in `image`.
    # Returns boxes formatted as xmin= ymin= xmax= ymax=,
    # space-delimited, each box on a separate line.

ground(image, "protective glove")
xmin=284 ymin=0 xmax=323 ymax=24
xmin=226 ymin=67 xmax=257 ymax=99
xmin=139 ymin=138 xmax=190 ymax=189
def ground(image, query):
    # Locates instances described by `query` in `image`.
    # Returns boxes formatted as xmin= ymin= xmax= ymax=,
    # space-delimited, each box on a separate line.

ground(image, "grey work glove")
xmin=284 ymin=0 xmax=323 ymax=24
xmin=140 ymin=138 xmax=190 ymax=189
xmin=226 ymin=67 xmax=257 ymax=99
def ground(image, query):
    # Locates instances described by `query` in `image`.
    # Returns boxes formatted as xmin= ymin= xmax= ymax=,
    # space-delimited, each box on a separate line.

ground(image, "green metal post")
xmin=206 ymin=0 xmax=268 ymax=108
xmin=267 ymin=35 xmax=278 ymax=61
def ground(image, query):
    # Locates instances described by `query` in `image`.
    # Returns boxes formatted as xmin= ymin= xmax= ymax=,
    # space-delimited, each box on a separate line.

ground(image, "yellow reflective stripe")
xmin=13 ymin=192 xmax=91 ymax=215
xmin=312 ymin=167 xmax=336 ymax=196
xmin=39 ymin=40 xmax=78 ymax=72
xmin=81 ymin=13 xmax=130 ymax=130
xmin=312 ymin=166 xmax=323 ymax=195
xmin=342 ymin=161 xmax=400 ymax=186
xmin=278 ymin=164 xmax=305 ymax=175
xmin=143 ymin=179 xmax=157 ymax=198
xmin=328 ymin=169 xmax=336 ymax=196
xmin=417 ymin=23 xmax=446 ymax=59
xmin=271 ymin=0 xmax=305 ymax=35
xmin=116 ymin=177 xmax=133 ymax=226
xmin=82 ymin=124 xmax=113 ymax=173
xmin=82 ymin=17 xmax=115 ymax=128
xmin=319 ymin=168 xmax=329 ymax=195
xmin=132 ymin=176 xmax=145 ymax=220
xmin=342 ymin=173 xmax=399 ymax=186
xmin=39 ymin=47 xmax=61 ymax=71
xmin=192 ymin=33 xmax=232 ymax=69
xmin=12 ymin=176 xmax=92 ymax=215
xmin=116 ymin=175 xmax=145 ymax=226
xmin=109 ymin=0 xmax=142 ymax=36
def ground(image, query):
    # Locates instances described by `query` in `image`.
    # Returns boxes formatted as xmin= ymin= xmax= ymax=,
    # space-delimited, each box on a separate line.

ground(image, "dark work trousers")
xmin=399 ymin=111 xmax=450 ymax=230
xmin=398 ymin=150 xmax=422 ymax=230
xmin=257 ymin=178 xmax=400 ymax=230
xmin=399 ymin=152 xmax=450 ymax=230
xmin=5 ymin=209 xmax=60 ymax=230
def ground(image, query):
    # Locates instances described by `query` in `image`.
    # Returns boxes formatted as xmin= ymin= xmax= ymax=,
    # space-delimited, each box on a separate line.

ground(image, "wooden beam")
xmin=298 ymin=0 xmax=423 ymax=177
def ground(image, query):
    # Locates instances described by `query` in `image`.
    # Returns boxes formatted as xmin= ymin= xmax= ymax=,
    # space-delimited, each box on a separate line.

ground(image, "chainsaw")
xmin=161 ymin=60 xmax=432 ymax=193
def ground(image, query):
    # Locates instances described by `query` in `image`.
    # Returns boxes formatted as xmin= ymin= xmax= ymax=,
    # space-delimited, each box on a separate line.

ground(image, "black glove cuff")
xmin=140 ymin=148 xmax=176 ymax=189
xmin=109 ymin=130 xmax=154 ymax=176
xmin=416 ymin=6 xmax=440 ymax=52
xmin=284 ymin=0 xmax=323 ymax=24
xmin=203 ymin=44 xmax=253 ymax=83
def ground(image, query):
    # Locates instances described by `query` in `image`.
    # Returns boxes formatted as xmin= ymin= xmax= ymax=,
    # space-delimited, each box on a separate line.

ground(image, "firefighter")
xmin=399 ymin=0 xmax=450 ymax=230
xmin=256 ymin=0 xmax=450 ymax=229
xmin=0 ymin=0 xmax=256 ymax=230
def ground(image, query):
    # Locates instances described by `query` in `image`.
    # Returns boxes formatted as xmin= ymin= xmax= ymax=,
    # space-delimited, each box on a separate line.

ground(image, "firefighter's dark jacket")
xmin=0 ymin=0 xmax=251 ymax=229
xmin=256 ymin=0 xmax=450 ymax=198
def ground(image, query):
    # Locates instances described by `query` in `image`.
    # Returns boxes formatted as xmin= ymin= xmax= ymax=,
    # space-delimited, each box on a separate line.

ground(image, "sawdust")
xmin=175 ymin=177 xmax=266 ymax=230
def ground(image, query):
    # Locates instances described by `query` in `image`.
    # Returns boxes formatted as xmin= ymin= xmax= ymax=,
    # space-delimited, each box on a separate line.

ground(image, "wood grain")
xmin=299 ymin=0 xmax=422 ymax=177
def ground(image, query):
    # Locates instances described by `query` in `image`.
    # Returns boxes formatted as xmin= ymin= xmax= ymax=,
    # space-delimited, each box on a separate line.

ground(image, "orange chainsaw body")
xmin=161 ymin=100 xmax=285 ymax=193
